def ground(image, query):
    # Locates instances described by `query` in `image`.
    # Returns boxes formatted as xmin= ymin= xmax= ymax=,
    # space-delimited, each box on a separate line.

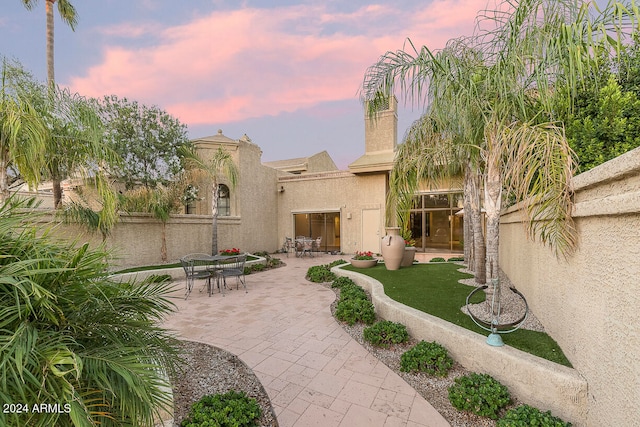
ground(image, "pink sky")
xmin=2 ymin=0 xmax=491 ymax=167
xmin=69 ymin=1 xmax=485 ymax=126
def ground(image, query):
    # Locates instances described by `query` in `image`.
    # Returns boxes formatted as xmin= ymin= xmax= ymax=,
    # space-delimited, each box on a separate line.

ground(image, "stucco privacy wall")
xmin=499 ymin=146 xmax=640 ymax=427
xmin=41 ymin=213 xmax=231 ymax=268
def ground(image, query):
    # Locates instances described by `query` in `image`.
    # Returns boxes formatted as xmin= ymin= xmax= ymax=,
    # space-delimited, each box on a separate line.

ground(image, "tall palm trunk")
xmin=210 ymin=183 xmax=219 ymax=256
xmin=46 ymin=1 xmax=64 ymax=207
xmin=484 ymin=145 xmax=501 ymax=281
xmin=46 ymin=0 xmax=55 ymax=88
xmin=467 ymin=162 xmax=486 ymax=284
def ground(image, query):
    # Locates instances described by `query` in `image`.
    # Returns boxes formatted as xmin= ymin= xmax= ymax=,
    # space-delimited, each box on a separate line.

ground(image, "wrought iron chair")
xmin=313 ymin=236 xmax=322 ymax=256
xmin=282 ymin=237 xmax=294 ymax=257
xmin=180 ymin=253 xmax=217 ymax=299
xmin=215 ymin=254 xmax=247 ymax=292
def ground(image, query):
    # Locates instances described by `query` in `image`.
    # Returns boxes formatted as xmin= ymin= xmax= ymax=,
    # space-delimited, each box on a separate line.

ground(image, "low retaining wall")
xmin=333 ymin=265 xmax=588 ymax=426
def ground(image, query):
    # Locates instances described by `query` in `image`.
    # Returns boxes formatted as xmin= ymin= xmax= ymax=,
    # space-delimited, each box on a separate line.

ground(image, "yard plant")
xmin=448 ymin=373 xmax=511 ymax=419
xmin=0 ymin=197 xmax=181 ymax=427
xmin=497 ymin=404 xmax=571 ymax=427
xmin=363 ymin=320 xmax=409 ymax=348
xmin=400 ymin=341 xmax=453 ymax=377
xmin=181 ymin=391 xmax=261 ymax=427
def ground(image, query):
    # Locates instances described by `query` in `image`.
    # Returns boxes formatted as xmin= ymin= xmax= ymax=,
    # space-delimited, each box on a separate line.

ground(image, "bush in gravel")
xmin=335 ymin=298 xmax=376 ymax=325
xmin=181 ymin=390 xmax=261 ymax=427
xmin=400 ymin=340 xmax=453 ymax=376
xmin=448 ymin=373 xmax=511 ymax=419
xmin=306 ymin=265 xmax=336 ymax=282
xmin=363 ymin=320 xmax=409 ymax=348
xmin=497 ymin=405 xmax=572 ymax=427
xmin=338 ymin=283 xmax=368 ymax=301
xmin=331 ymin=276 xmax=355 ymax=289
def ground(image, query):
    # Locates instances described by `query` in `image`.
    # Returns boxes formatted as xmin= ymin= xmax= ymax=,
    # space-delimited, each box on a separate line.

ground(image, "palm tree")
xmin=0 ymin=196 xmax=181 ymax=426
xmin=362 ymin=0 xmax=639 ymax=281
xmin=180 ymin=145 xmax=239 ymax=256
xmin=21 ymin=0 xmax=77 ymax=88
xmin=0 ymin=58 xmax=47 ymax=204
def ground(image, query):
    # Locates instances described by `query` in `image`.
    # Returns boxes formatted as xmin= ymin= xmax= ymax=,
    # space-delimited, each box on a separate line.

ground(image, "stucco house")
xmin=189 ymin=96 xmax=464 ymax=256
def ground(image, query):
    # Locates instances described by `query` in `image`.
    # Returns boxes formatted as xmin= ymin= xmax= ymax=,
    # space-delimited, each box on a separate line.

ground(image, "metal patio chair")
xmin=215 ymin=254 xmax=247 ymax=293
xmin=180 ymin=253 xmax=217 ymax=299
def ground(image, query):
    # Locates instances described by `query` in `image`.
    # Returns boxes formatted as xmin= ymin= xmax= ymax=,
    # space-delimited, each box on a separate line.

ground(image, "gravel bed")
xmin=169 ymin=340 xmax=278 ymax=427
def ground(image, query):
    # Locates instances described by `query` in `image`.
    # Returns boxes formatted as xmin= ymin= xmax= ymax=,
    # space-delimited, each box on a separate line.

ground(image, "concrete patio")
xmin=162 ymin=253 xmax=453 ymax=427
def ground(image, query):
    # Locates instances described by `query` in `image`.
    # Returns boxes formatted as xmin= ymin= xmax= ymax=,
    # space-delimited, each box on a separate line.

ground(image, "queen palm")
xmin=362 ymin=0 xmax=639 ymax=281
xmin=0 ymin=59 xmax=47 ymax=204
xmin=21 ymin=0 xmax=77 ymax=88
xmin=180 ymin=145 xmax=239 ymax=256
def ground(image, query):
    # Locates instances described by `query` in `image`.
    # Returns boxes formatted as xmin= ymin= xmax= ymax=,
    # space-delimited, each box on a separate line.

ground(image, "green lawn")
xmin=343 ymin=263 xmax=572 ymax=367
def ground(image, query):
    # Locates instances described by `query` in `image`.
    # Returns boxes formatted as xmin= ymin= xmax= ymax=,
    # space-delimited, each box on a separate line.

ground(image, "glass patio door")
xmin=293 ymin=212 xmax=341 ymax=253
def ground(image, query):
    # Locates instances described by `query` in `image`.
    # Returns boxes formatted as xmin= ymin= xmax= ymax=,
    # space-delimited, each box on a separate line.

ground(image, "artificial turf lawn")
xmin=343 ymin=262 xmax=572 ymax=367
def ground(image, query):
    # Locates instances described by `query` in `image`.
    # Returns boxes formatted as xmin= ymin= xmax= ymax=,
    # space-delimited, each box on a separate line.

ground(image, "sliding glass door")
xmin=293 ymin=212 xmax=341 ymax=253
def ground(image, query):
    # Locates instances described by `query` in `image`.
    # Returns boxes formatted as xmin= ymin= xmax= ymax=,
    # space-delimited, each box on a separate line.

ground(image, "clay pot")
xmin=401 ymin=246 xmax=417 ymax=267
xmin=350 ymin=258 xmax=378 ymax=268
xmin=381 ymin=227 xmax=404 ymax=270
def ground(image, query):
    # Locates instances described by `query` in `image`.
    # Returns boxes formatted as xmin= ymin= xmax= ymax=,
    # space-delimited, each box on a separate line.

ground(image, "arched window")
xmin=218 ymin=184 xmax=230 ymax=216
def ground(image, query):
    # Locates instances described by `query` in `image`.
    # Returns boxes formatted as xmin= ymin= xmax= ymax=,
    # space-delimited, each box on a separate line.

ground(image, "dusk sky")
xmin=2 ymin=0 xmax=488 ymax=169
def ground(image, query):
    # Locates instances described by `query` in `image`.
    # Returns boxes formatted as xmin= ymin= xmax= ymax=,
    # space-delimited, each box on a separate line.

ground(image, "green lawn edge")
xmin=112 ymin=255 xmax=260 ymax=275
xmin=343 ymin=263 xmax=572 ymax=367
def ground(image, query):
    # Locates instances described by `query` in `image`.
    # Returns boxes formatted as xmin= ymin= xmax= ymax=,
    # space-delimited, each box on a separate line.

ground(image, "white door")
xmin=361 ymin=209 xmax=381 ymax=253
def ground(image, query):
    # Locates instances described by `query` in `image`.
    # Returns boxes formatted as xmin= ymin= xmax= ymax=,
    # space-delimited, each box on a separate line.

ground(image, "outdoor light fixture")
xmin=278 ymin=186 xmax=285 ymax=193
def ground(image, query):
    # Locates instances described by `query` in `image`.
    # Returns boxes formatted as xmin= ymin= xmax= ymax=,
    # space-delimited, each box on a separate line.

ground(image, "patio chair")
xmin=282 ymin=237 xmax=294 ymax=257
xmin=313 ymin=236 xmax=322 ymax=256
xmin=215 ymin=254 xmax=247 ymax=293
xmin=180 ymin=253 xmax=217 ymax=299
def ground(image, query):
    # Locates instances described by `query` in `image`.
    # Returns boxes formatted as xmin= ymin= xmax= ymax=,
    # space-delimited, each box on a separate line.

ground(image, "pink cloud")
xmin=67 ymin=1 xmax=489 ymax=126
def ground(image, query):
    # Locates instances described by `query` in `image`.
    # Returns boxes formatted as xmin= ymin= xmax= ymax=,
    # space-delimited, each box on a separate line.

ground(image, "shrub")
xmin=400 ymin=341 xmax=453 ymax=376
xmin=363 ymin=320 xmax=409 ymax=348
xmin=267 ymin=257 xmax=282 ymax=268
xmin=448 ymin=373 xmax=511 ymax=419
xmin=306 ymin=265 xmax=336 ymax=282
xmin=497 ymin=405 xmax=572 ymax=427
xmin=339 ymin=283 xmax=368 ymax=301
xmin=331 ymin=276 xmax=355 ymax=289
xmin=328 ymin=259 xmax=349 ymax=268
xmin=335 ymin=299 xmax=376 ymax=325
xmin=447 ymin=256 xmax=465 ymax=262
xmin=430 ymin=257 xmax=446 ymax=262
xmin=181 ymin=391 xmax=261 ymax=427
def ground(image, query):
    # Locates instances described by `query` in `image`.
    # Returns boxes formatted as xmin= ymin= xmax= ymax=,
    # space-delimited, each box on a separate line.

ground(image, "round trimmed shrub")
xmin=306 ymin=265 xmax=336 ymax=282
xmin=331 ymin=276 xmax=355 ymax=289
xmin=429 ymin=257 xmax=446 ymax=262
xmin=339 ymin=283 xmax=368 ymax=301
xmin=400 ymin=340 xmax=453 ymax=376
xmin=497 ymin=405 xmax=571 ymax=427
xmin=448 ymin=373 xmax=511 ymax=419
xmin=363 ymin=320 xmax=409 ymax=348
xmin=335 ymin=299 xmax=376 ymax=325
xmin=181 ymin=390 xmax=261 ymax=427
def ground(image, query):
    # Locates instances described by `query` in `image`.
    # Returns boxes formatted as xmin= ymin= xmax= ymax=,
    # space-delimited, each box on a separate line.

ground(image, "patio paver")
xmin=162 ymin=254 xmax=451 ymax=427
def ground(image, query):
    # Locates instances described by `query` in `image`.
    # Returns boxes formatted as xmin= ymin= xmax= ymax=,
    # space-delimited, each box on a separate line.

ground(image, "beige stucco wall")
xmin=499 ymin=146 xmax=640 ymax=427
xmin=277 ymin=171 xmax=388 ymax=254
xmin=190 ymin=136 xmax=279 ymax=254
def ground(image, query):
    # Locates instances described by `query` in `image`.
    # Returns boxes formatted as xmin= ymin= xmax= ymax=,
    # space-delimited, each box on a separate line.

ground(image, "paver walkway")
xmin=162 ymin=254 xmax=451 ymax=427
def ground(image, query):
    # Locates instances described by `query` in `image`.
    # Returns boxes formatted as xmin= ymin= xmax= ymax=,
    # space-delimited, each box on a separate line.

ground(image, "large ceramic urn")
xmin=381 ymin=227 xmax=405 ymax=270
